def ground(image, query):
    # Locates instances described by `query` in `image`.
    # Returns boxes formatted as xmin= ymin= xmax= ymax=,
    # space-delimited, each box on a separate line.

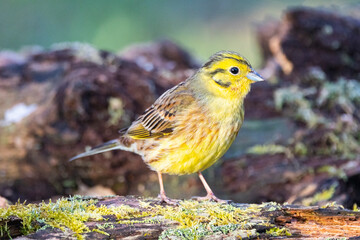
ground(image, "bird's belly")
xmin=146 ymin=121 xmax=240 ymax=175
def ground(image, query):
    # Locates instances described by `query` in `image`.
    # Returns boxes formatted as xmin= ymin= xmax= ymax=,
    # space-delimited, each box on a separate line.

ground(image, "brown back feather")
xmin=122 ymin=82 xmax=194 ymax=139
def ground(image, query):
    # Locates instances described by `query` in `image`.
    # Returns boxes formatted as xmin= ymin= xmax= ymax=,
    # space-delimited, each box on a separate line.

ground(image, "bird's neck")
xmin=186 ymin=73 xmax=246 ymax=121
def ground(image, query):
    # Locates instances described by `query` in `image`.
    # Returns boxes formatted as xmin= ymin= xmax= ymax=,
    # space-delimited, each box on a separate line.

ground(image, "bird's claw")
xmin=157 ymin=194 xmax=179 ymax=205
xmin=191 ymin=193 xmax=231 ymax=204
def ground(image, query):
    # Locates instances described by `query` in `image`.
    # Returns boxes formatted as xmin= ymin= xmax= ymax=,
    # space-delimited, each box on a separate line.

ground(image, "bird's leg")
xmin=193 ymin=172 xmax=231 ymax=203
xmin=157 ymin=172 xmax=178 ymax=205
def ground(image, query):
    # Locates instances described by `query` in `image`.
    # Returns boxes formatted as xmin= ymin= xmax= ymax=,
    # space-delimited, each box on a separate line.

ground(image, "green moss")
xmin=274 ymin=77 xmax=360 ymax=158
xmin=353 ymin=203 xmax=359 ymax=212
xmin=318 ymin=79 xmax=360 ymax=111
xmin=158 ymin=201 xmax=288 ymax=239
xmin=0 ymin=196 xmax=145 ymax=239
xmin=294 ymin=142 xmax=308 ymax=156
xmin=0 ymin=222 xmax=11 ymax=239
xmin=159 ymin=223 xmax=243 ymax=240
xmin=320 ymin=202 xmax=344 ymax=209
xmin=92 ymin=228 xmax=110 ymax=236
xmin=260 ymin=202 xmax=283 ymax=211
xmin=247 ymin=144 xmax=290 ymax=156
xmin=302 ymin=184 xmax=337 ymax=206
xmin=266 ymin=227 xmax=291 ymax=237
xmin=317 ymin=165 xmax=347 ymax=180
xmin=0 ymin=197 xmax=291 ymax=239
xmin=274 ymin=86 xmax=323 ymax=128
xmin=96 ymin=222 xmax=115 ymax=230
xmin=155 ymin=201 xmax=258 ymax=228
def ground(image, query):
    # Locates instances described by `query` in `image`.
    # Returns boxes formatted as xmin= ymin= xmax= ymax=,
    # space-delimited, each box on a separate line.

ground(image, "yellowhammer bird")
xmin=70 ymin=51 xmax=264 ymax=204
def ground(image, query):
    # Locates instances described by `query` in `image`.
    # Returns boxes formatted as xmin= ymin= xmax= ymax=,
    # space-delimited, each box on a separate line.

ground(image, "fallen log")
xmin=0 ymin=196 xmax=359 ymax=239
xmin=1 ymin=6 xmax=360 ymax=216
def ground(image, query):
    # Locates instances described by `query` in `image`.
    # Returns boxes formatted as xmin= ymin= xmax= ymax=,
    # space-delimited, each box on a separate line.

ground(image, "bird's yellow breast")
xmin=145 ymin=97 xmax=244 ymax=175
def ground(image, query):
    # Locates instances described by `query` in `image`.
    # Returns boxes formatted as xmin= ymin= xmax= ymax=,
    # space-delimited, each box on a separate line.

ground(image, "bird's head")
xmin=194 ymin=51 xmax=264 ymax=100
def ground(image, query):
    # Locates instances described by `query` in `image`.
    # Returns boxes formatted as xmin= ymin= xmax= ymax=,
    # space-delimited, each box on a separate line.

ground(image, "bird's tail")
xmin=69 ymin=139 xmax=125 ymax=162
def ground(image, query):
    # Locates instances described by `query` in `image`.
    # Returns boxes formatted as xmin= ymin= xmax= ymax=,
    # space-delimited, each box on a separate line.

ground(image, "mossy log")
xmin=233 ymin=6 xmax=360 ymax=208
xmin=257 ymin=7 xmax=360 ymax=82
xmin=1 ymin=196 xmax=360 ymax=239
xmin=1 ymin=6 xmax=360 ymax=215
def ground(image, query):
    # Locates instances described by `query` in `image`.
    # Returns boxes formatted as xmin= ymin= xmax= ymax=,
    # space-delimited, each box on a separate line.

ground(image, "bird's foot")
xmin=157 ymin=194 xmax=179 ymax=205
xmin=192 ymin=193 xmax=231 ymax=204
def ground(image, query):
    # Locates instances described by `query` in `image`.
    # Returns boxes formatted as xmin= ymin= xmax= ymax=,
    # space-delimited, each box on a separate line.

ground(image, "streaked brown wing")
xmin=123 ymin=82 xmax=194 ymax=139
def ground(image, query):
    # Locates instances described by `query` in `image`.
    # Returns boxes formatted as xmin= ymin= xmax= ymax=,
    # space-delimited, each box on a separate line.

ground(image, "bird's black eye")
xmin=230 ymin=67 xmax=239 ymax=75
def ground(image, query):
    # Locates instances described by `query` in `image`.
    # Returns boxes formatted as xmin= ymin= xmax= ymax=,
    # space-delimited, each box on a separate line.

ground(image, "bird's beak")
xmin=246 ymin=69 xmax=265 ymax=82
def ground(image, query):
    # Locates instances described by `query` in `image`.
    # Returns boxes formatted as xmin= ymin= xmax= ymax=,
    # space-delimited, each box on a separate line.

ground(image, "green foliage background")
xmin=0 ymin=0 xmax=356 ymax=66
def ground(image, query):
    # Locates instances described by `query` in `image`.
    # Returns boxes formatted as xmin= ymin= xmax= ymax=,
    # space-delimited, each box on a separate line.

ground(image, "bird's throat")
xmin=204 ymin=94 xmax=244 ymax=123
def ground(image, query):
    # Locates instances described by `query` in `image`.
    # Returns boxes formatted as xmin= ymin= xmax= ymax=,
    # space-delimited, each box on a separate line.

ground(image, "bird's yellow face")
xmin=198 ymin=51 xmax=264 ymax=100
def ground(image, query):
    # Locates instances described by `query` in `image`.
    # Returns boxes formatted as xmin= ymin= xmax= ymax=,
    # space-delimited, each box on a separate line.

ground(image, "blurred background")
xmin=0 ymin=0 xmax=360 ymax=208
xmin=1 ymin=0 xmax=359 ymax=66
